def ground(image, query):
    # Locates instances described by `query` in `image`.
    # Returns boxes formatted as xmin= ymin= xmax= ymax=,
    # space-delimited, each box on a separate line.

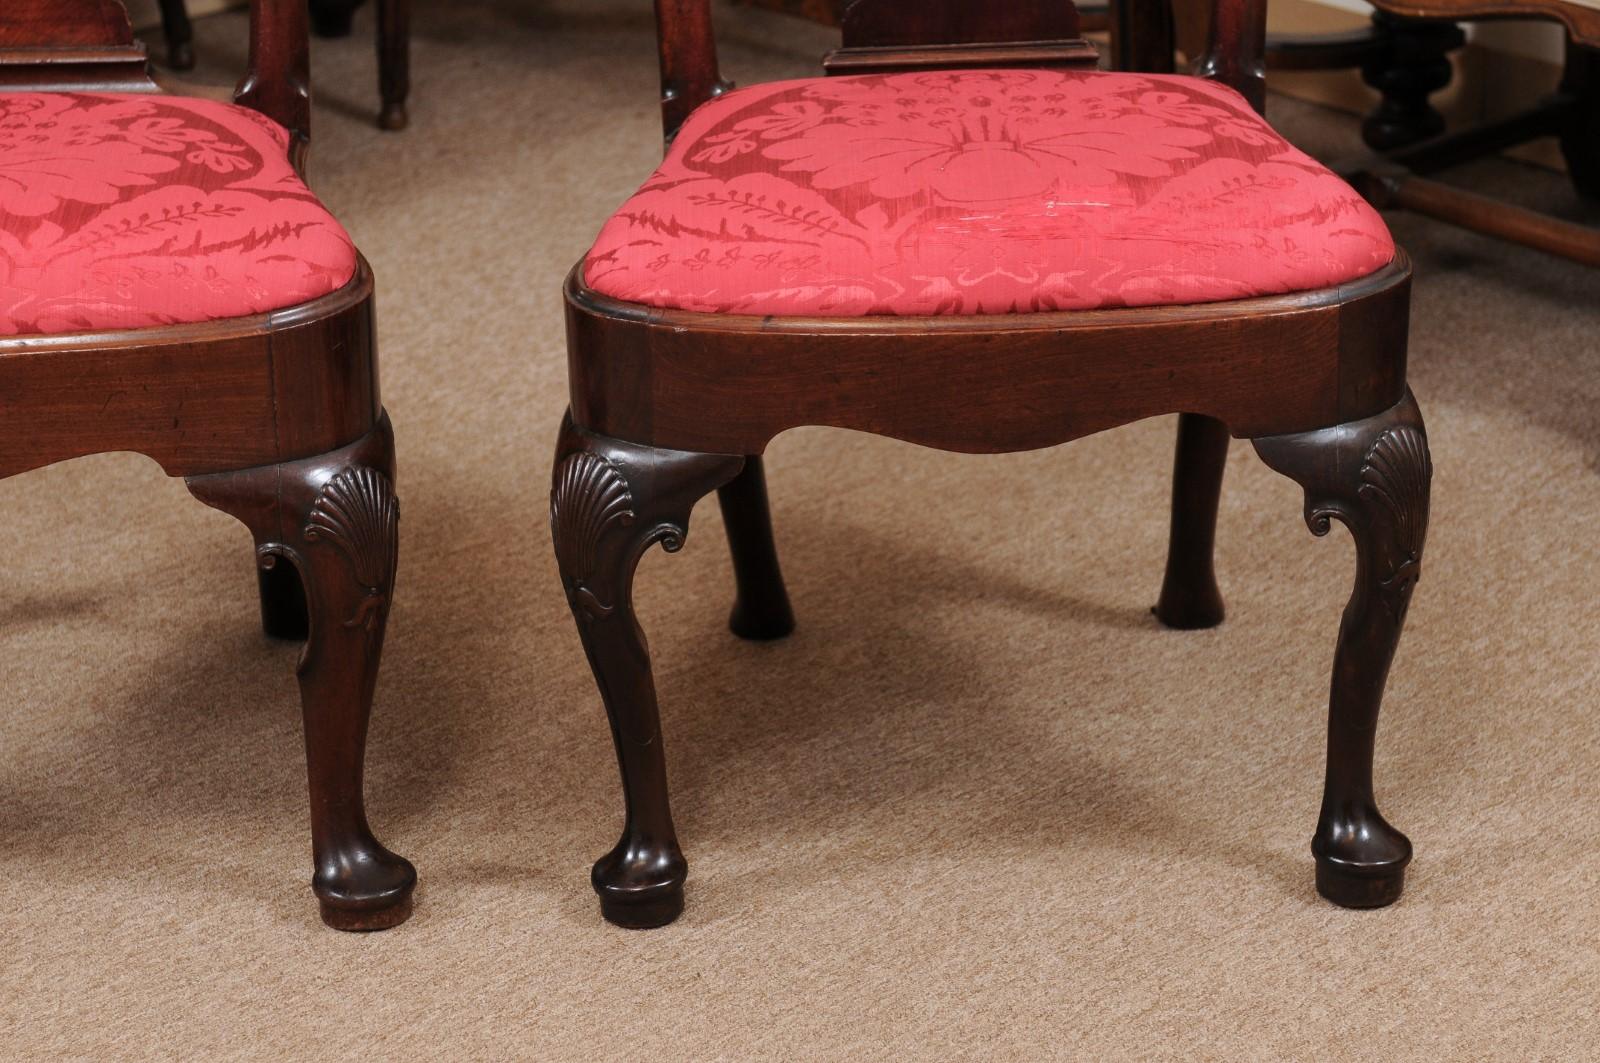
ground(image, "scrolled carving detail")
xmin=301 ymin=466 xmax=400 ymax=631
xmin=552 ymin=451 xmax=637 ymax=619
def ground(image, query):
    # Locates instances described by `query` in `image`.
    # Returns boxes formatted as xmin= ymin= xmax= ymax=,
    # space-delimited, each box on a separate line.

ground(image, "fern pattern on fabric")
xmin=584 ymin=70 xmax=1395 ymax=316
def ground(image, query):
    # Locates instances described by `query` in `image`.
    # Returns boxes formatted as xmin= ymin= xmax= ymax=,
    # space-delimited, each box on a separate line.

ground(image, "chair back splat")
xmin=651 ymin=0 xmax=1270 ymax=144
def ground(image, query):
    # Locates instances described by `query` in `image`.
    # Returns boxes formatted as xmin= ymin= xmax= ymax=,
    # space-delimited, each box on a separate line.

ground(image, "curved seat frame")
xmin=566 ymin=256 xmax=1412 ymax=456
xmin=0 ymin=0 xmax=414 ymax=931
xmin=554 ymin=0 xmax=1436 ymax=932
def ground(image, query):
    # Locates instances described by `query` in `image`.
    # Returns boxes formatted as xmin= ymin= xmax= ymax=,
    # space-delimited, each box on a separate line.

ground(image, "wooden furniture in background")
xmin=554 ymin=0 xmax=1433 ymax=929
xmin=156 ymin=0 xmax=411 ymax=130
xmin=1346 ymin=0 xmax=1600 ymax=265
xmin=1 ymin=0 xmax=415 ymax=930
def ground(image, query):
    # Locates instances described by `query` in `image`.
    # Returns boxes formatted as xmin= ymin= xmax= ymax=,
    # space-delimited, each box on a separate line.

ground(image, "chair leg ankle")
xmin=188 ymin=413 xmax=415 ymax=930
xmin=1253 ymin=391 xmax=1430 ymax=909
xmin=552 ymin=413 xmax=744 ymax=928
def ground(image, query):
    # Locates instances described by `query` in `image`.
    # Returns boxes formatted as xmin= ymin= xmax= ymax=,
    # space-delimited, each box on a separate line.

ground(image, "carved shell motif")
xmin=303 ymin=466 xmax=400 ymax=631
xmin=551 ymin=452 xmax=636 ymax=618
xmin=1357 ymin=426 xmax=1431 ymax=613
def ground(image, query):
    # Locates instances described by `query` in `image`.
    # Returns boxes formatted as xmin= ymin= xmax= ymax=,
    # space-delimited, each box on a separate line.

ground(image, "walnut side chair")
xmin=553 ymin=0 xmax=1433 ymax=929
xmin=1 ymin=0 xmax=414 ymax=930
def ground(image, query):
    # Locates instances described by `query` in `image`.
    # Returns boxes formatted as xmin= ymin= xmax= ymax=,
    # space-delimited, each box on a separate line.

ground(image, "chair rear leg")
xmin=717 ymin=456 xmax=795 ymax=641
xmin=376 ymin=0 xmax=411 ymax=130
xmin=1154 ymin=412 xmax=1228 ymax=629
xmin=156 ymin=0 xmax=195 ymax=69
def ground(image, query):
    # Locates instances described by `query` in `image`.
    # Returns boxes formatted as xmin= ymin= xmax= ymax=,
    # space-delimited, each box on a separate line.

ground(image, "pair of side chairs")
xmin=3 ymin=0 xmax=1432 ymax=931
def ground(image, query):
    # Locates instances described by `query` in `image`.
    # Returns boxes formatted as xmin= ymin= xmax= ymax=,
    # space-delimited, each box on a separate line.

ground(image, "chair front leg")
xmin=1154 ymin=412 xmax=1229 ymax=629
xmin=552 ymin=413 xmax=745 ymax=928
xmin=1252 ymin=391 xmax=1431 ymax=909
xmin=188 ymin=413 xmax=415 ymax=931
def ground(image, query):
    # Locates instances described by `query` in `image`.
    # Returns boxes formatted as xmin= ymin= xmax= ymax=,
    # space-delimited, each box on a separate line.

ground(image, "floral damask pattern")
xmin=583 ymin=70 xmax=1396 ymax=316
xmin=1 ymin=93 xmax=358 ymax=336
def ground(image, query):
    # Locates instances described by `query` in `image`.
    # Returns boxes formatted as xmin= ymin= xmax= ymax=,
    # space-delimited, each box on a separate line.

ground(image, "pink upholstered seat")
xmin=584 ymin=70 xmax=1396 ymax=316
xmin=1 ymin=93 xmax=358 ymax=336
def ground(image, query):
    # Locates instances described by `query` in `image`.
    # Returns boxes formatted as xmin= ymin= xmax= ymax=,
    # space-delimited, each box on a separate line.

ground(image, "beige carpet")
xmin=3 ymin=2 xmax=1599 ymax=1058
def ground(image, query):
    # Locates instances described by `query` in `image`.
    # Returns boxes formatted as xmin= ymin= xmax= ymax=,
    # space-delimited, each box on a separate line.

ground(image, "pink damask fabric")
xmin=584 ymin=70 xmax=1395 ymax=316
xmin=1 ymin=93 xmax=358 ymax=336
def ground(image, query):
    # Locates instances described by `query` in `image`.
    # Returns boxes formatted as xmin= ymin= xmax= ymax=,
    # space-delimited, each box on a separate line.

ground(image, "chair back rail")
xmin=651 ymin=0 xmax=1269 ymax=141
xmin=0 ymin=0 xmax=311 ymax=163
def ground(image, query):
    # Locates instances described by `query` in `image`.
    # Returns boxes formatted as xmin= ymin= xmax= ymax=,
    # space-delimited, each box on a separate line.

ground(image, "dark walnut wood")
xmin=551 ymin=416 xmax=746 ymax=928
xmin=154 ymin=0 xmax=411 ymax=131
xmin=0 ymin=0 xmax=412 ymax=931
xmin=0 ymin=0 xmax=155 ymax=91
xmin=1253 ymin=392 xmax=1431 ymax=908
xmin=157 ymin=0 xmax=195 ymax=69
xmin=555 ymin=0 xmax=1432 ymax=929
xmin=188 ymin=416 xmax=415 ymax=930
xmin=1339 ymin=0 xmax=1600 ymax=259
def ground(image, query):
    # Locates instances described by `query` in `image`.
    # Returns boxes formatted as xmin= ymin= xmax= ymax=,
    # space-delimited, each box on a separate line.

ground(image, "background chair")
xmin=1 ymin=0 xmax=414 ymax=930
xmin=553 ymin=0 xmax=1433 ymax=929
xmin=155 ymin=0 xmax=412 ymax=130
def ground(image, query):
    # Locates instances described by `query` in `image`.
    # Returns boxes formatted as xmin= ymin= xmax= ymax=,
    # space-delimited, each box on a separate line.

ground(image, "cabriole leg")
xmin=1252 ymin=391 xmax=1431 ymax=909
xmin=552 ymin=414 xmax=744 ymax=928
xmin=717 ymin=456 xmax=795 ymax=641
xmin=1154 ymin=413 xmax=1229 ymax=629
xmin=188 ymin=414 xmax=415 ymax=931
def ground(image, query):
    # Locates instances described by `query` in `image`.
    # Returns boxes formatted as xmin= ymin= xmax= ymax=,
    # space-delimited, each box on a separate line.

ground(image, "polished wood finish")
xmin=1340 ymin=0 xmax=1600 ymax=261
xmin=1357 ymin=167 xmax=1600 ymax=265
xmin=1253 ymin=391 xmax=1430 ymax=908
xmin=1154 ymin=413 xmax=1229 ymax=629
xmin=156 ymin=0 xmax=195 ymax=69
xmin=154 ymin=0 xmax=411 ymax=131
xmin=558 ymin=0 xmax=1430 ymax=929
xmin=0 ymin=0 xmax=155 ymax=91
xmin=1374 ymin=0 xmax=1600 ymax=47
xmin=552 ymin=416 xmax=746 ymax=929
xmin=0 ymin=267 xmax=378 ymax=480
xmin=565 ymin=259 xmax=1412 ymax=456
xmin=718 ymin=458 xmax=796 ymax=640
xmin=1 ymin=0 xmax=412 ymax=930
xmin=188 ymin=416 xmax=415 ymax=930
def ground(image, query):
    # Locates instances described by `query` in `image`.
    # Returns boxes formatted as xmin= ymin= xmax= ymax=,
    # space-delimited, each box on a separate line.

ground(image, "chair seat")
xmin=1 ymin=93 xmax=358 ymax=336
xmin=583 ymin=70 xmax=1396 ymax=316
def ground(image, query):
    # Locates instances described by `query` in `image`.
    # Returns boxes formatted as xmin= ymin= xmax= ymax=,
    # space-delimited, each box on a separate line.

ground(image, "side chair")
xmin=1 ymin=0 xmax=414 ymax=930
xmin=553 ymin=0 xmax=1433 ymax=929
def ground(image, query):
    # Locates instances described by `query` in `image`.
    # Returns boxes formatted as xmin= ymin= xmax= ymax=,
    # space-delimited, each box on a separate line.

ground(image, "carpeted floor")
xmin=3 ymin=2 xmax=1598 ymax=1058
